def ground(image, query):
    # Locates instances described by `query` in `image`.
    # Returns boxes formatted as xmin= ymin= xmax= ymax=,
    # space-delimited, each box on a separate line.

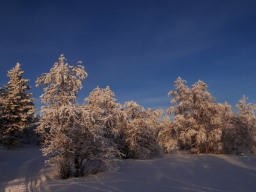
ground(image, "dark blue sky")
xmin=0 ymin=0 xmax=256 ymax=112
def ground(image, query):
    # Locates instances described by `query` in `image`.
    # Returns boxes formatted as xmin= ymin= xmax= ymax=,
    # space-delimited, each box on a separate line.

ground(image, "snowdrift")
xmin=1 ymin=145 xmax=256 ymax=192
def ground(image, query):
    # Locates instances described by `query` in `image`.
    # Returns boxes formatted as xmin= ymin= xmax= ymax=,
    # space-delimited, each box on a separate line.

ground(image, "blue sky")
xmin=0 ymin=0 xmax=256 ymax=112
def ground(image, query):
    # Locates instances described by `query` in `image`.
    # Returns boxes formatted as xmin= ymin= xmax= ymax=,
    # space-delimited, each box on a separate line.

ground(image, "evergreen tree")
xmin=0 ymin=63 xmax=35 ymax=149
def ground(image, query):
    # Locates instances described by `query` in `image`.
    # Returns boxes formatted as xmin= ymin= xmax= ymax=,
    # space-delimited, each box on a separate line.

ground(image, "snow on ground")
xmin=1 ymin=145 xmax=256 ymax=192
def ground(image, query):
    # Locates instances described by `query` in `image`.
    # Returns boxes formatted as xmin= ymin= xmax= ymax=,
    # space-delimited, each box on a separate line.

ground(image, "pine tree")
xmin=0 ymin=63 xmax=35 ymax=150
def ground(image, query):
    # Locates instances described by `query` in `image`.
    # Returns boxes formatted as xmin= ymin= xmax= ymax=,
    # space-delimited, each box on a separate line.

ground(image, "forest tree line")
xmin=0 ymin=55 xmax=256 ymax=179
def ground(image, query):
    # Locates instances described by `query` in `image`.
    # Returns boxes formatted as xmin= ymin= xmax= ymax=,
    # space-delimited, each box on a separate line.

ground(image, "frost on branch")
xmin=0 ymin=63 xmax=35 ymax=150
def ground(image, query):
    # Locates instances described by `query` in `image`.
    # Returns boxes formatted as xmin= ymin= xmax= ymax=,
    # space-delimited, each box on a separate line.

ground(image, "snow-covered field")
xmin=1 ymin=145 xmax=256 ymax=192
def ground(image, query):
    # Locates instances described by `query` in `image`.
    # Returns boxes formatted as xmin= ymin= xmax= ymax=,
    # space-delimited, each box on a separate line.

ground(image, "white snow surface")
xmin=1 ymin=145 xmax=256 ymax=192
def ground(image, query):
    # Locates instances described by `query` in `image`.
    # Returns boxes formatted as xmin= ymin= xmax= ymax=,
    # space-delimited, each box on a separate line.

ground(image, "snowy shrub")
xmin=122 ymin=101 xmax=163 ymax=159
xmin=0 ymin=63 xmax=35 ymax=150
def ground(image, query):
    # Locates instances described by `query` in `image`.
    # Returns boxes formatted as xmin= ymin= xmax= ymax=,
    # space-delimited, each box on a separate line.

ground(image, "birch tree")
xmin=36 ymin=55 xmax=121 ymax=178
xmin=36 ymin=54 xmax=88 ymax=178
xmin=190 ymin=80 xmax=224 ymax=153
xmin=168 ymin=77 xmax=229 ymax=153
xmin=167 ymin=77 xmax=194 ymax=150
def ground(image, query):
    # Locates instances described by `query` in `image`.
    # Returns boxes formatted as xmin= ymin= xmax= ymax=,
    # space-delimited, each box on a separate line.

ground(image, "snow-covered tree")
xmin=0 ymin=63 xmax=35 ymax=149
xmin=167 ymin=77 xmax=194 ymax=150
xmin=167 ymin=77 xmax=192 ymax=116
xmin=36 ymin=54 xmax=87 ymax=107
xmin=36 ymin=55 xmax=88 ymax=178
xmin=223 ymin=96 xmax=256 ymax=154
xmin=36 ymin=55 xmax=121 ymax=178
xmin=168 ymin=77 xmax=230 ymax=153
xmin=236 ymin=96 xmax=256 ymax=118
xmin=82 ymin=86 xmax=123 ymax=171
xmin=190 ymin=80 xmax=224 ymax=153
xmin=122 ymin=101 xmax=163 ymax=159
xmin=236 ymin=96 xmax=256 ymax=152
xmin=39 ymin=104 xmax=120 ymax=178
xmin=157 ymin=115 xmax=178 ymax=153
xmin=84 ymin=86 xmax=124 ymax=140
